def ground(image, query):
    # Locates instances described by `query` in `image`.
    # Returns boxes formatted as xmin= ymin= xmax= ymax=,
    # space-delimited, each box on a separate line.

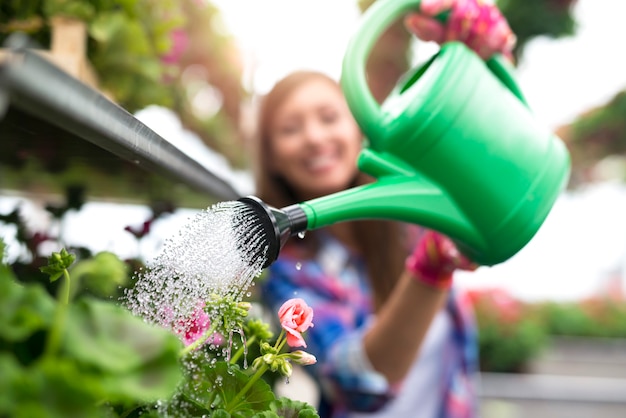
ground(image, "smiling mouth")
xmin=304 ymin=154 xmax=339 ymax=172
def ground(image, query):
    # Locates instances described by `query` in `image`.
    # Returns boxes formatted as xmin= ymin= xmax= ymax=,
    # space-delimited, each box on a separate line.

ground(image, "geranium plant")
xmin=468 ymin=288 xmax=547 ymax=373
xmin=0 ymin=243 xmax=320 ymax=417
xmin=158 ymin=296 xmax=318 ymax=418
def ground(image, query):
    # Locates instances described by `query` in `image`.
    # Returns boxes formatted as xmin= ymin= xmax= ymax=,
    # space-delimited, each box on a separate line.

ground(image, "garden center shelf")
xmin=0 ymin=35 xmax=241 ymax=202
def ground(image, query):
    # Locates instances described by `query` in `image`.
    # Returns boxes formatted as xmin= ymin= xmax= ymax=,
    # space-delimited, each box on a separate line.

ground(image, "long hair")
xmin=252 ymin=70 xmax=407 ymax=310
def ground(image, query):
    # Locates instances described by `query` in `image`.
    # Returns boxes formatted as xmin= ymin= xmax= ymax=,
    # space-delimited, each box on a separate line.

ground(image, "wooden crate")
xmin=0 ymin=17 xmax=100 ymax=90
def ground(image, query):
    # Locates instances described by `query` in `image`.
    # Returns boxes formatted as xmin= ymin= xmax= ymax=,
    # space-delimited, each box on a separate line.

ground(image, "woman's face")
xmin=267 ymin=78 xmax=362 ymax=200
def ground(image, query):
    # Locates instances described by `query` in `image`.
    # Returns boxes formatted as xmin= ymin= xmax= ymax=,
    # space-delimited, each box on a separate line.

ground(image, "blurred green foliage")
xmin=497 ymin=0 xmax=577 ymax=60
xmin=0 ymin=231 xmax=320 ymax=416
xmin=1 ymin=0 xmax=247 ymax=170
xmin=537 ymin=298 xmax=626 ymax=339
xmin=0 ymin=246 xmax=183 ymax=418
xmin=559 ymin=90 xmax=626 ymax=184
xmin=0 ymin=0 xmax=184 ymax=113
xmin=471 ymin=288 xmax=626 ymax=373
xmin=469 ymin=289 xmax=548 ymax=373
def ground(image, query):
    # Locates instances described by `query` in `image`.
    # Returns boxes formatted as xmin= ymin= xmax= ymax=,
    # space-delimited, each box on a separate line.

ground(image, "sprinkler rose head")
xmin=237 ymin=196 xmax=308 ymax=268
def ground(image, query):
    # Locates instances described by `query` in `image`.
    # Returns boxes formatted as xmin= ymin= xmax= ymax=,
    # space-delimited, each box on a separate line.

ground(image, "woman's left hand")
xmin=404 ymin=0 xmax=516 ymax=61
xmin=405 ymin=230 xmax=478 ymax=290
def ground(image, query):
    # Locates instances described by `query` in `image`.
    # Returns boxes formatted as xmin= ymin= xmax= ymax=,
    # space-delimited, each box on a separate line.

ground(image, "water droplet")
xmin=297 ymin=231 xmax=306 ymax=239
xmin=226 ymin=330 xmax=234 ymax=362
xmin=295 ymin=262 xmax=302 ymax=271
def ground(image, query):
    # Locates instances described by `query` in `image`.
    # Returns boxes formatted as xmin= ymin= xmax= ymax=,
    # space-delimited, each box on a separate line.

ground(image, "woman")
xmin=254 ymin=1 xmax=515 ymax=416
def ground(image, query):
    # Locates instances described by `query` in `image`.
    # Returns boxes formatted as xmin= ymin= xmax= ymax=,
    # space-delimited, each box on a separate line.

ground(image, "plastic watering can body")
xmin=296 ymin=0 xmax=571 ymax=266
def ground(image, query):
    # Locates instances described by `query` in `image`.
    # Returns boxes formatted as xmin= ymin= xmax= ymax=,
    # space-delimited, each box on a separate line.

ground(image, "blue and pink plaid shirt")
xmin=260 ymin=231 xmax=479 ymax=418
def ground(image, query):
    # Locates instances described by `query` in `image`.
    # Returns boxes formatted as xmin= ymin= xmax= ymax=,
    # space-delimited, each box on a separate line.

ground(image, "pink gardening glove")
xmin=404 ymin=0 xmax=516 ymax=61
xmin=405 ymin=230 xmax=478 ymax=290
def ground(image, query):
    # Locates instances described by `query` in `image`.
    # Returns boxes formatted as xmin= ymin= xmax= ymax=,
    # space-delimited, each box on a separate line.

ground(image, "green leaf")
xmin=0 ymin=237 xmax=6 ymax=262
xmin=265 ymin=397 xmax=320 ymax=418
xmin=0 ymin=353 xmax=21 ymax=415
xmin=71 ymin=251 xmax=129 ymax=297
xmin=26 ymin=357 xmax=106 ymax=417
xmin=43 ymin=0 xmax=96 ymax=21
xmin=40 ymin=270 xmax=63 ymax=282
xmin=213 ymin=409 xmax=233 ymax=418
xmin=245 ymin=319 xmax=274 ymax=342
xmin=252 ymin=412 xmax=279 ymax=418
xmin=0 ymin=354 xmax=105 ymax=418
xmin=0 ymin=270 xmax=55 ymax=342
xmin=63 ymin=297 xmax=183 ymax=401
xmin=181 ymin=361 xmax=275 ymax=416
xmin=89 ymin=11 xmax=125 ymax=43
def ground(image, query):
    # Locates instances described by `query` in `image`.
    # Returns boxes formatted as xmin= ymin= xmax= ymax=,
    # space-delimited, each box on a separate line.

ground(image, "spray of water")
xmin=124 ymin=200 xmax=269 ymax=336
xmin=122 ymin=201 xmax=274 ymax=416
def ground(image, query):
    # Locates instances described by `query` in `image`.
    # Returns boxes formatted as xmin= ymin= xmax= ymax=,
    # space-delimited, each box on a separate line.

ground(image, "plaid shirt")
xmin=260 ymin=232 xmax=479 ymax=418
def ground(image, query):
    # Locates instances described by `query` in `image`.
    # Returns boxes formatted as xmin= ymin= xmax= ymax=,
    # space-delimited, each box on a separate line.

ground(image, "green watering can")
xmin=240 ymin=0 xmax=571 ymax=267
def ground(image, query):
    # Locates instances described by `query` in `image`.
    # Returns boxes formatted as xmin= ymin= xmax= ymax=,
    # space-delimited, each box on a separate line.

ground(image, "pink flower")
xmin=278 ymin=298 xmax=314 ymax=348
xmin=177 ymin=303 xmax=223 ymax=347
xmin=161 ymin=28 xmax=189 ymax=65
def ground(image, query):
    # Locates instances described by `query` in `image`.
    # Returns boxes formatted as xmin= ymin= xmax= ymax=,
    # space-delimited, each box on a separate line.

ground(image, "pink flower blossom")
xmin=161 ymin=28 xmax=189 ymax=65
xmin=177 ymin=303 xmax=223 ymax=347
xmin=278 ymin=298 xmax=314 ymax=348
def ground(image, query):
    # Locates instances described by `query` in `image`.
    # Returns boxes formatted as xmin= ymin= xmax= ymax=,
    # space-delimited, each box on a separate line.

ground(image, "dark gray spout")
xmin=237 ymin=196 xmax=308 ymax=268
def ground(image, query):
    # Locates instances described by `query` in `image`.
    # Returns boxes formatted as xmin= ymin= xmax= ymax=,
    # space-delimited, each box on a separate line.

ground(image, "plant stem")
xmin=273 ymin=329 xmax=288 ymax=353
xmin=274 ymin=329 xmax=285 ymax=350
xmin=179 ymin=321 xmax=219 ymax=358
xmin=61 ymin=269 xmax=71 ymax=304
xmin=44 ymin=268 xmax=71 ymax=357
xmin=224 ymin=363 xmax=268 ymax=412
xmin=230 ymin=335 xmax=255 ymax=365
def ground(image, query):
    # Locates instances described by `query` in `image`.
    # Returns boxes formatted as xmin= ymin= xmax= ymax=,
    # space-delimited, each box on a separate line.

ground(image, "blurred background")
xmin=1 ymin=0 xmax=626 ymax=416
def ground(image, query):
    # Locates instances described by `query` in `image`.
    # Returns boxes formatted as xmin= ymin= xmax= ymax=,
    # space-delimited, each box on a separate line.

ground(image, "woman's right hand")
xmin=404 ymin=0 xmax=516 ymax=61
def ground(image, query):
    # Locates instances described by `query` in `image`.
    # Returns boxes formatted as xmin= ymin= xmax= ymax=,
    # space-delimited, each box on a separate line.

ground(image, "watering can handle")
xmin=341 ymin=0 xmax=527 ymax=146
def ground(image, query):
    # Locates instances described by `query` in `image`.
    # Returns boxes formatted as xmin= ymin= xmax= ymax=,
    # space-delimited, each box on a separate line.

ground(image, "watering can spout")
xmin=237 ymin=196 xmax=308 ymax=268
xmin=238 ymin=179 xmax=481 ymax=269
xmin=297 ymin=175 xmax=485 ymax=252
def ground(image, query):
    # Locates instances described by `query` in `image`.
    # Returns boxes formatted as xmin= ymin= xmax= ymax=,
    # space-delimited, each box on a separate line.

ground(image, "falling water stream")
xmin=124 ymin=200 xmax=268 ymax=331
xmin=123 ymin=201 xmax=270 ymax=414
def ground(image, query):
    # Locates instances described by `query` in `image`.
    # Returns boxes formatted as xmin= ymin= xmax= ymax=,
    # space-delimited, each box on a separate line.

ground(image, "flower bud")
xmin=279 ymin=360 xmax=293 ymax=377
xmin=259 ymin=341 xmax=276 ymax=355
xmin=262 ymin=353 xmax=275 ymax=365
xmin=237 ymin=302 xmax=252 ymax=311
xmin=251 ymin=357 xmax=264 ymax=371
xmin=235 ymin=302 xmax=251 ymax=318
xmin=289 ymin=350 xmax=317 ymax=366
